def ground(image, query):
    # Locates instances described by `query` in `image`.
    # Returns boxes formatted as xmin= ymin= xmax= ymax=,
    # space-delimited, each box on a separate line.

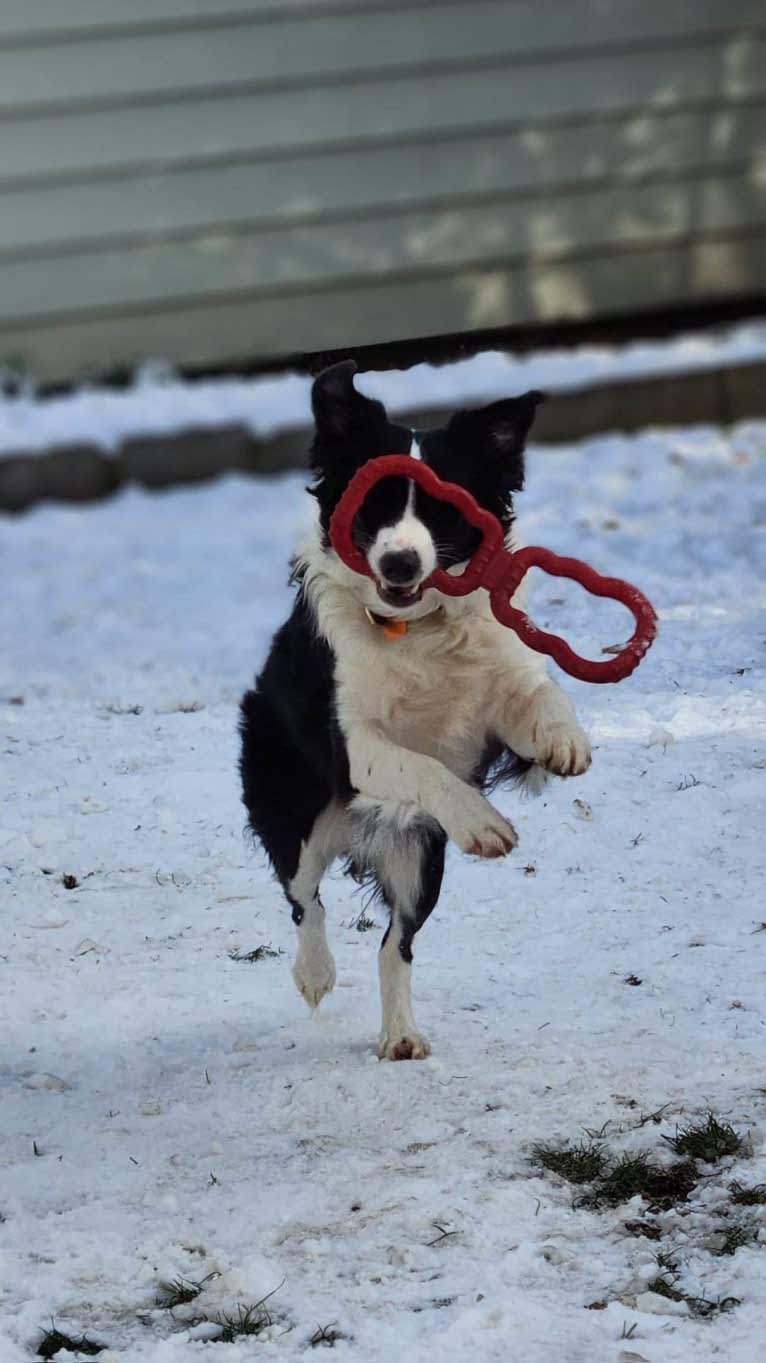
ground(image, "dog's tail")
xmin=479 ymin=746 xmax=549 ymax=799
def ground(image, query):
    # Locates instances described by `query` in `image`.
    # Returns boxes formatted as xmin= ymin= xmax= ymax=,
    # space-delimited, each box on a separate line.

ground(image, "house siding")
xmin=0 ymin=0 xmax=763 ymax=381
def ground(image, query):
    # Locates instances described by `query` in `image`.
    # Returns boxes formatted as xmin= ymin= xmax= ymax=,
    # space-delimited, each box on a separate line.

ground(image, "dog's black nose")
xmin=379 ymin=549 xmax=421 ymax=584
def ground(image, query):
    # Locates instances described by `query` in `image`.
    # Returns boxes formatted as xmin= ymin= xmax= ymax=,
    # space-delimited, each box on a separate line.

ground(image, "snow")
xmin=2 ymin=413 xmax=766 ymax=1362
xmin=1 ymin=319 xmax=766 ymax=457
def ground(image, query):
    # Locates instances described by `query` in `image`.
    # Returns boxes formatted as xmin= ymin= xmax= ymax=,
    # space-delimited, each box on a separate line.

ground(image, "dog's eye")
xmin=415 ymin=491 xmax=482 ymax=566
xmin=350 ymin=476 xmax=409 ymax=547
xmin=351 ymin=517 xmax=372 ymax=549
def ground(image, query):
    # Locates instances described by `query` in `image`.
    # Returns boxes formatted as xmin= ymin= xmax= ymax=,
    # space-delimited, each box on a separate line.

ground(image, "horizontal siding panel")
xmin=1 ymin=105 xmax=764 ymax=254
xmin=0 ymin=0 xmax=759 ymax=45
xmin=0 ymin=1 xmax=451 ymax=41
xmin=3 ymin=37 xmax=765 ymax=184
xmin=0 ymin=3 xmax=520 ymax=110
xmin=1 ymin=2 xmax=763 ymax=110
xmin=1 ymin=175 xmax=763 ymax=323
xmin=2 ymin=232 xmax=763 ymax=381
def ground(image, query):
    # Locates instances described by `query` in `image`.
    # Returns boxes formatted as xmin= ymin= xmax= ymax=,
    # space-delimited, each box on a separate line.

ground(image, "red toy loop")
xmin=329 ymin=455 xmax=657 ymax=684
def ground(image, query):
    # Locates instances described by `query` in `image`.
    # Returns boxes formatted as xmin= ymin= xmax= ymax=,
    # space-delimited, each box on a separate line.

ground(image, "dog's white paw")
xmin=444 ymin=789 xmax=518 ymax=858
xmin=534 ymin=722 xmax=591 ymax=777
xmin=378 ymin=1029 xmax=431 ymax=1061
xmin=292 ymin=947 xmax=336 ymax=1009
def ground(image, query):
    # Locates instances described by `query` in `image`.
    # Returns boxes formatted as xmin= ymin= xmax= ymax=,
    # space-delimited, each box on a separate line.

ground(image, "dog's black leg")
xmin=351 ymin=811 xmax=445 ymax=1060
xmin=239 ymin=688 xmax=348 ymax=1009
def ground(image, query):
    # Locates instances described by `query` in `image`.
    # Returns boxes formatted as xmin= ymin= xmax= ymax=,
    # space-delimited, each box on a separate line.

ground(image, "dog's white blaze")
xmin=368 ymin=500 xmax=436 ymax=584
xmin=366 ymin=436 xmax=433 ymax=584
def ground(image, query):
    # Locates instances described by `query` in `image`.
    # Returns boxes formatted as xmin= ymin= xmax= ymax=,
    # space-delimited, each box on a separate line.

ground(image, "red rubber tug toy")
xmin=329 ymin=455 xmax=657 ymax=685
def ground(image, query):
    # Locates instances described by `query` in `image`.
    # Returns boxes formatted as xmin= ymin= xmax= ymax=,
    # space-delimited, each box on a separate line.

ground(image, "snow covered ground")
xmin=2 ymin=319 xmax=766 ymax=457
xmin=1 ymin=413 xmax=765 ymax=1362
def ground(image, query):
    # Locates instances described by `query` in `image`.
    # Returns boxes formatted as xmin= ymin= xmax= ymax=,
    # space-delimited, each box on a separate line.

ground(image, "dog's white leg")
xmin=496 ymin=669 xmax=591 ymax=777
xmin=350 ymin=806 xmax=445 ymax=1059
xmin=346 ymin=727 xmax=517 ymax=857
xmin=378 ymin=915 xmax=430 ymax=1060
xmin=288 ymin=801 xmax=347 ymax=1009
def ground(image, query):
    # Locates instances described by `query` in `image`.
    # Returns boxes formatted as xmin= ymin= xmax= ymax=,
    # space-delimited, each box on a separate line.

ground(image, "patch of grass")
xmin=228 ymin=945 xmax=282 ymax=963
xmin=646 ymin=1274 xmax=685 ymax=1304
xmin=647 ymin=1276 xmax=741 ymax=1318
xmin=692 ymin=1295 xmax=742 ymax=1319
xmin=532 ymin=1141 xmax=608 ymax=1185
xmin=581 ymin=1153 xmax=698 ymax=1210
xmin=156 ymin=1277 xmax=203 ymax=1309
xmin=348 ymin=909 xmax=377 ymax=932
xmin=663 ymin=1114 xmax=743 ymax=1163
xmin=412 ymin=1296 xmax=456 ymax=1314
xmin=212 ymin=1302 xmax=274 ymax=1342
xmin=713 ymin=1224 xmax=754 ymax=1257
xmin=730 ymin=1180 xmax=766 ymax=1206
xmin=205 ymin=1284 xmax=283 ymax=1343
xmin=676 ymin=773 xmax=701 ymax=790
xmin=37 ymin=1325 xmax=105 ymax=1359
xmin=309 ymin=1323 xmax=349 ymax=1347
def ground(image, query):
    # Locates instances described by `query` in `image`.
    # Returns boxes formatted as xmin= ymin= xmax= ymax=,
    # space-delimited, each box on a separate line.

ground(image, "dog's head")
xmin=308 ymin=359 xmax=543 ymax=616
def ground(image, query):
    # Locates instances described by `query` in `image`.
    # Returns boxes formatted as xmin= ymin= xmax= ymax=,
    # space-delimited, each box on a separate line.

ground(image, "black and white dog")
xmin=239 ymin=360 xmax=590 ymax=1059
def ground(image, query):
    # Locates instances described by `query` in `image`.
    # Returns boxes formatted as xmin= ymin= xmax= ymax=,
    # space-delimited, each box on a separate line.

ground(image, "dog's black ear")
xmin=448 ymin=390 xmax=544 ymax=491
xmin=311 ymin=359 xmax=386 ymax=440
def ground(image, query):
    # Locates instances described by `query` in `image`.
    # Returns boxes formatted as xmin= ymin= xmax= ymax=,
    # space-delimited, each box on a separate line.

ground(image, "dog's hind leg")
xmin=352 ymin=806 xmax=446 ymax=1059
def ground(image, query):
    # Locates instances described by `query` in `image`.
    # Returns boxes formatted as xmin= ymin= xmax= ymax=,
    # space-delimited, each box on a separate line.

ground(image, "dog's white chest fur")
xmin=339 ymin=618 xmax=498 ymax=776
xmin=303 ymin=544 xmax=544 ymax=782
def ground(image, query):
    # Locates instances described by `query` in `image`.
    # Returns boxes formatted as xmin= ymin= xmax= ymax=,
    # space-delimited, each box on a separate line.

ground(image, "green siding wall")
xmin=0 ymin=0 xmax=764 ymax=381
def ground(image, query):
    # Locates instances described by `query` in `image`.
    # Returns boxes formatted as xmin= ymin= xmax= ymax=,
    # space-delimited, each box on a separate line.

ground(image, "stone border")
xmin=1 ymin=359 xmax=764 ymax=513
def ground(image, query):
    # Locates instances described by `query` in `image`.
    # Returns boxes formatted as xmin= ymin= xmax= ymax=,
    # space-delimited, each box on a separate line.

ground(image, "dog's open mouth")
xmin=375 ymin=582 xmax=424 ymax=610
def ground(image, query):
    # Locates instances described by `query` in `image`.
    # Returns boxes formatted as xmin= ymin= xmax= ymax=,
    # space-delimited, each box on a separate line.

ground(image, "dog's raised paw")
xmin=444 ymin=789 xmax=518 ymax=859
xmin=465 ymin=829 xmax=516 ymax=858
xmin=378 ymin=1031 xmax=431 ymax=1061
xmin=535 ymin=723 xmax=591 ymax=777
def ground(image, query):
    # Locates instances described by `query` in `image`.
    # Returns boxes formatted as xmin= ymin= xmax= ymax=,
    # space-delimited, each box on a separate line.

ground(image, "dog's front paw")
xmin=378 ymin=1029 xmax=431 ymax=1061
xmin=444 ymin=790 xmax=518 ymax=858
xmin=293 ymin=947 xmax=336 ymax=1009
xmin=535 ymin=722 xmax=591 ymax=777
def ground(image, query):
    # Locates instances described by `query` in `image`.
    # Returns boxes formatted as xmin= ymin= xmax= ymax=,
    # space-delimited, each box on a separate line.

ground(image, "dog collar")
xmin=364 ymin=607 xmax=408 ymax=640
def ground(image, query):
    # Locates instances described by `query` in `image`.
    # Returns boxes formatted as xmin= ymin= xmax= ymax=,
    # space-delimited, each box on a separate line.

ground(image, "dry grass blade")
xmin=310 ymin=1322 xmax=349 ymax=1347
